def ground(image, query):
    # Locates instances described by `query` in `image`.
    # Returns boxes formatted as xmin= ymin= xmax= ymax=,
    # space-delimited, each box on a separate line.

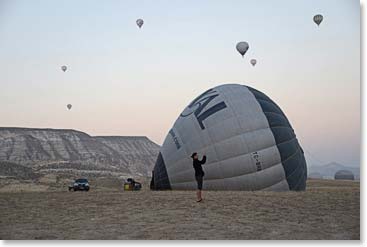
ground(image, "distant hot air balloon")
xmin=313 ymin=14 xmax=323 ymax=26
xmin=250 ymin=59 xmax=257 ymax=66
xmin=67 ymin=104 xmax=72 ymax=110
xmin=334 ymin=170 xmax=354 ymax=180
xmin=136 ymin=19 xmax=144 ymax=28
xmin=61 ymin=66 xmax=67 ymax=72
xmin=236 ymin=42 xmax=249 ymax=57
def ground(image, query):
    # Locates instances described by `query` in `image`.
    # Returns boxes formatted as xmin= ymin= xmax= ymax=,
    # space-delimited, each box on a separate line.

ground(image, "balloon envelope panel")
xmin=152 ymin=84 xmax=307 ymax=191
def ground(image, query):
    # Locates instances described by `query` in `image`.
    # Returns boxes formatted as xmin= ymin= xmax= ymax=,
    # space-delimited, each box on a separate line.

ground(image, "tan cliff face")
xmin=0 ymin=127 xmax=159 ymax=178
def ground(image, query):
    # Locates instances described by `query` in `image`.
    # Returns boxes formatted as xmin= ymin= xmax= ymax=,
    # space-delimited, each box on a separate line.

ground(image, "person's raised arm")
xmin=200 ymin=155 xmax=206 ymax=164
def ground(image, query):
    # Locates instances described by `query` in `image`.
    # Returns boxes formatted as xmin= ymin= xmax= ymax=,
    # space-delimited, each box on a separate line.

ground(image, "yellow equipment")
xmin=124 ymin=183 xmax=132 ymax=191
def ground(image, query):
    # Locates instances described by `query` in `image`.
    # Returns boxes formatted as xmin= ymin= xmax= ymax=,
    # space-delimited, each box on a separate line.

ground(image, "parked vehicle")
xmin=69 ymin=178 xmax=90 ymax=191
xmin=124 ymin=178 xmax=142 ymax=191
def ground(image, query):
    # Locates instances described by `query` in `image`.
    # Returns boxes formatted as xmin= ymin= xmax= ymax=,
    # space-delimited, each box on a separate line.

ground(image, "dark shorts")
xmin=195 ymin=175 xmax=203 ymax=190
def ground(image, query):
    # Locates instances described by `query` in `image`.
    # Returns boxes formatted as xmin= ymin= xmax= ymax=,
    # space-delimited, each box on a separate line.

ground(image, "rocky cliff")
xmin=0 ymin=127 xmax=159 ymax=178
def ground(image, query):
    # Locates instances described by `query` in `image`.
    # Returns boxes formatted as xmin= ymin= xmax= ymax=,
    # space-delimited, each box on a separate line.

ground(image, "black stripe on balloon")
xmin=247 ymin=86 xmax=307 ymax=191
xmin=152 ymin=152 xmax=172 ymax=190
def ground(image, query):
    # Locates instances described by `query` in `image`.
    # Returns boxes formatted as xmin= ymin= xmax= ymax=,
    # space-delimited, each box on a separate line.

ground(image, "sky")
xmin=0 ymin=0 xmax=360 ymax=166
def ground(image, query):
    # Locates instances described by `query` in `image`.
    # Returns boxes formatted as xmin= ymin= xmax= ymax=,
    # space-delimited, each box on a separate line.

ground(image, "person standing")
xmin=191 ymin=152 xmax=206 ymax=202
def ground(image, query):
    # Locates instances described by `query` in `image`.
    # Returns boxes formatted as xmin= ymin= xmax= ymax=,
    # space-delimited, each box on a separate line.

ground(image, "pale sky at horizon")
xmin=0 ymin=0 xmax=360 ymax=166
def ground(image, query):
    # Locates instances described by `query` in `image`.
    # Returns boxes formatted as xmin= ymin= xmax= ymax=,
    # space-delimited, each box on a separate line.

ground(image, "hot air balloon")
xmin=151 ymin=84 xmax=307 ymax=191
xmin=61 ymin=66 xmax=67 ymax=72
xmin=334 ymin=170 xmax=354 ymax=180
xmin=236 ymin=42 xmax=249 ymax=57
xmin=250 ymin=59 xmax=257 ymax=66
xmin=136 ymin=19 xmax=144 ymax=28
xmin=67 ymin=104 xmax=72 ymax=110
xmin=313 ymin=14 xmax=323 ymax=26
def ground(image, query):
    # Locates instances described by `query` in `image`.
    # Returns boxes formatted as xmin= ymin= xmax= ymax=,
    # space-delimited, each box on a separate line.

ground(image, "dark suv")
xmin=70 ymin=178 xmax=90 ymax=191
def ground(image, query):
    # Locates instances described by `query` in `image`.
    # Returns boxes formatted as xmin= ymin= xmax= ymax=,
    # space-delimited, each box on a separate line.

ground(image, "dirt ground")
xmin=0 ymin=179 xmax=359 ymax=240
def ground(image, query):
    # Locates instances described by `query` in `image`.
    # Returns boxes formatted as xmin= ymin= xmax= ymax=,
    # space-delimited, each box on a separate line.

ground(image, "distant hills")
xmin=0 ymin=127 xmax=359 ymax=183
xmin=0 ymin=127 xmax=159 ymax=179
xmin=308 ymin=162 xmax=360 ymax=180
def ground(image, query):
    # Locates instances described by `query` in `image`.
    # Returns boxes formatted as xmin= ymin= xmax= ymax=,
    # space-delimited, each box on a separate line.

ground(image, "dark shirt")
xmin=193 ymin=156 xmax=206 ymax=177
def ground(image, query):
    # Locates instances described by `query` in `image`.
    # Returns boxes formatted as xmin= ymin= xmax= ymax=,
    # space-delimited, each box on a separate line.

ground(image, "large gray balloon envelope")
xmin=313 ymin=14 xmax=323 ymax=26
xmin=136 ymin=19 xmax=144 ymax=28
xmin=61 ymin=66 xmax=67 ymax=72
xmin=151 ymin=84 xmax=307 ymax=191
xmin=250 ymin=59 xmax=257 ymax=66
xmin=236 ymin=42 xmax=249 ymax=57
xmin=67 ymin=104 xmax=72 ymax=110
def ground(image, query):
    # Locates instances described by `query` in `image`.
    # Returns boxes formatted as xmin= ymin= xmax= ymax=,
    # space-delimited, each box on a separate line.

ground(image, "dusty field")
xmin=0 ymin=179 xmax=359 ymax=240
